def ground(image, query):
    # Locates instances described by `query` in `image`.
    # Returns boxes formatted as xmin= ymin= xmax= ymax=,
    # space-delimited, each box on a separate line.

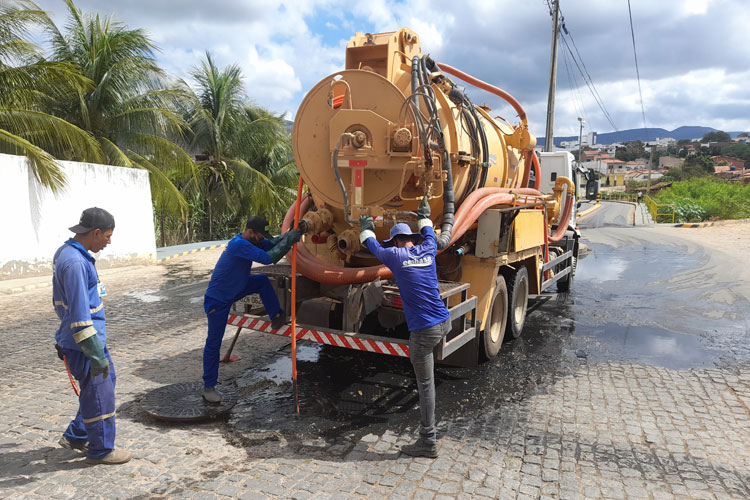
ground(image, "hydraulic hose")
xmin=548 ymin=194 xmax=574 ymax=242
xmin=414 ymin=56 xmax=455 ymax=250
xmin=332 ymin=133 xmax=354 ymax=223
xmin=531 ymin=152 xmax=542 ymax=190
xmin=281 ymin=187 xmax=552 ymax=284
xmin=436 ymin=62 xmax=528 ymax=124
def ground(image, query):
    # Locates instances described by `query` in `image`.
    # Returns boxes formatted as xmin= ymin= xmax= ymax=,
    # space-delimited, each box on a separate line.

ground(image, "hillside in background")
xmin=537 ymin=126 xmax=747 ymax=147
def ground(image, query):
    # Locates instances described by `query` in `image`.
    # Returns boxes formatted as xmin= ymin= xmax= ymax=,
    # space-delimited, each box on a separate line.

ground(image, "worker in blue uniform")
xmin=53 ymin=207 xmax=131 ymax=465
xmin=359 ymin=198 xmax=450 ymax=458
xmin=202 ymin=215 xmax=306 ymax=402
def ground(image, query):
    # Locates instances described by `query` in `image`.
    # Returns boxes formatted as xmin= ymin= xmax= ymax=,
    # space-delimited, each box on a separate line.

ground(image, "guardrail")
xmin=598 ymin=191 xmax=676 ymax=223
xmin=599 ymin=191 xmax=636 ymax=202
xmin=644 ymin=195 xmax=676 ymax=223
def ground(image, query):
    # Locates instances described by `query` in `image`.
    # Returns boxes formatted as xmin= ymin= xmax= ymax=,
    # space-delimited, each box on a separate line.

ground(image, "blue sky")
xmin=35 ymin=0 xmax=749 ymax=137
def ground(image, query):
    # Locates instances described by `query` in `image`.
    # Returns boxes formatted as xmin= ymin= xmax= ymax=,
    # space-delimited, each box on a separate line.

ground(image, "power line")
xmin=627 ymin=0 xmax=649 ymax=140
xmin=559 ymin=33 xmax=618 ymax=133
xmin=560 ymin=35 xmax=588 ymax=127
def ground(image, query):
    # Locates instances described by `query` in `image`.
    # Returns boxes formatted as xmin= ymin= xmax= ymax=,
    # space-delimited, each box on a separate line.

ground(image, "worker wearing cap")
xmin=202 ymin=215 xmax=306 ymax=403
xmin=359 ymin=198 xmax=450 ymax=458
xmin=53 ymin=207 xmax=131 ymax=465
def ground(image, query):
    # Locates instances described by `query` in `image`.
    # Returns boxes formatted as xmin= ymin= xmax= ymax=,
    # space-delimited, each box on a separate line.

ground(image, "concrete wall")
xmin=0 ymin=154 xmax=156 ymax=279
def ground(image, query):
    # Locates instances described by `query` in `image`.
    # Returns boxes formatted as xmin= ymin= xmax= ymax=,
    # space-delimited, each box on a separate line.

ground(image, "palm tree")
xmin=188 ymin=52 xmax=297 ymax=239
xmin=0 ymin=0 xmax=102 ymax=191
xmin=47 ymin=0 xmax=194 ymax=213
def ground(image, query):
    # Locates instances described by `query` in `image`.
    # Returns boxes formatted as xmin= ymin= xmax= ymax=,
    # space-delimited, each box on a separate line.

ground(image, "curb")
xmin=674 ymin=222 xmax=714 ymax=228
xmin=157 ymin=243 xmax=227 ymax=263
xmin=577 ymin=203 xmax=603 ymax=218
xmin=673 ymin=218 xmax=750 ymax=228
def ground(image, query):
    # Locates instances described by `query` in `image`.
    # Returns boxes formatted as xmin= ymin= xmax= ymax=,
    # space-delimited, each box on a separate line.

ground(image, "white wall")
xmin=0 ymin=154 xmax=156 ymax=279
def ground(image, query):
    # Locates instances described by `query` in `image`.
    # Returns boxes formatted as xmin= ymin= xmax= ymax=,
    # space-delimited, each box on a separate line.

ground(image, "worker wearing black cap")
xmin=201 ymin=215 xmax=306 ymax=403
xmin=359 ymin=198 xmax=450 ymax=458
xmin=53 ymin=207 xmax=132 ymax=465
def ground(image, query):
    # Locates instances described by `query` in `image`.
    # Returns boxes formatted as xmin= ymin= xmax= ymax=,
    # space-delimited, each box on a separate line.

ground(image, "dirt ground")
xmin=675 ymin=220 xmax=750 ymax=259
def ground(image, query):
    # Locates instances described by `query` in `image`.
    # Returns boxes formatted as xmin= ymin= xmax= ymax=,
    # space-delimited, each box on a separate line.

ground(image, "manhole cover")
xmin=141 ymin=382 xmax=238 ymax=422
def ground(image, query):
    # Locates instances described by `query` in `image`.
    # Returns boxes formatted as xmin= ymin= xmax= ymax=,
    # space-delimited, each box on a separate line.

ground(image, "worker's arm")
xmin=360 ymin=217 xmax=399 ymax=265
xmin=232 ymin=237 xmax=274 ymax=265
xmin=62 ymin=262 xmax=109 ymax=377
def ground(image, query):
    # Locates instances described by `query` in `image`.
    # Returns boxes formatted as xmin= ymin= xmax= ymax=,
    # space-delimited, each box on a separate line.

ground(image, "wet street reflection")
xmin=224 ymin=234 xmax=748 ymax=452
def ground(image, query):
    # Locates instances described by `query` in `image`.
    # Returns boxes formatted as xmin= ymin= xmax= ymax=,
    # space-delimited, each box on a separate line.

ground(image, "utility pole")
xmin=577 ymin=117 xmax=585 ymax=168
xmin=544 ymin=0 xmax=561 ymax=152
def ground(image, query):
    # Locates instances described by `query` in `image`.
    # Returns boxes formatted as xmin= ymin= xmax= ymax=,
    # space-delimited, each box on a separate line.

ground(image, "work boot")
xmin=85 ymin=449 xmax=132 ymax=465
xmin=270 ymin=312 xmax=287 ymax=331
xmin=400 ymin=439 xmax=438 ymax=458
xmin=203 ymin=386 xmax=222 ymax=403
xmin=59 ymin=436 xmax=88 ymax=454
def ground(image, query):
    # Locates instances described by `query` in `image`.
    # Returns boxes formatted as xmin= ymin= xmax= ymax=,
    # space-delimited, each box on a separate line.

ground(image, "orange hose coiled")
xmin=281 ymin=187 xmax=567 ymax=284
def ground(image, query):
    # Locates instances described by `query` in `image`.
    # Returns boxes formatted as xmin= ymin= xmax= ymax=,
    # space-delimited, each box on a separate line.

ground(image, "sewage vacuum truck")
xmin=226 ymin=28 xmax=579 ymax=366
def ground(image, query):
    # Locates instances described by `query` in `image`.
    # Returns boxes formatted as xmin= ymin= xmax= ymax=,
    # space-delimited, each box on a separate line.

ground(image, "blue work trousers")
xmin=61 ymin=346 xmax=117 ymax=459
xmin=409 ymin=319 xmax=450 ymax=446
xmin=202 ymin=274 xmax=282 ymax=387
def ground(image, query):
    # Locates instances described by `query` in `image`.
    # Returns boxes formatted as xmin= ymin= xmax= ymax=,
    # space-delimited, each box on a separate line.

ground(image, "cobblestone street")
xmin=2 ymin=240 xmax=750 ymax=500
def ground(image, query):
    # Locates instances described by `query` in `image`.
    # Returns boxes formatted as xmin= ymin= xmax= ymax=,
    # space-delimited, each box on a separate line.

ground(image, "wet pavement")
xmin=2 ymin=209 xmax=750 ymax=499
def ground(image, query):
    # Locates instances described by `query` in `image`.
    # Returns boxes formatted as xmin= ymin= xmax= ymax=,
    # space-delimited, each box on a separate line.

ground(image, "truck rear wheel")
xmin=506 ymin=266 xmax=529 ymax=339
xmin=557 ymin=244 xmax=578 ymax=292
xmin=480 ymin=275 xmax=508 ymax=360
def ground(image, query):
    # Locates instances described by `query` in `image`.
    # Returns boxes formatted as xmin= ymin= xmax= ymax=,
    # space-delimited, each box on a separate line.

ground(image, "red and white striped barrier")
xmin=227 ymin=313 xmax=409 ymax=357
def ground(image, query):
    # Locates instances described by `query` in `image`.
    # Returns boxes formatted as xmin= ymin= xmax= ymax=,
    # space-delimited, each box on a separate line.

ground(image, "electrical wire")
xmin=627 ymin=0 xmax=649 ymax=141
xmin=559 ymin=33 xmax=618 ymax=133
xmin=560 ymin=37 xmax=588 ymax=126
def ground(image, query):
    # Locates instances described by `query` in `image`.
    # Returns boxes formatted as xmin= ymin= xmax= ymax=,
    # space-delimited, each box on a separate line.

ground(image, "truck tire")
xmin=480 ymin=275 xmax=508 ymax=360
xmin=506 ymin=266 xmax=529 ymax=339
xmin=557 ymin=245 xmax=578 ymax=292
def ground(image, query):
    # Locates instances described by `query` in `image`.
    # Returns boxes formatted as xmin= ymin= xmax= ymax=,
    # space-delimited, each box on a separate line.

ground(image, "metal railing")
xmin=599 ymin=191 xmax=636 ymax=202
xmin=643 ymin=195 xmax=676 ymax=223
xmin=598 ymin=191 xmax=676 ymax=223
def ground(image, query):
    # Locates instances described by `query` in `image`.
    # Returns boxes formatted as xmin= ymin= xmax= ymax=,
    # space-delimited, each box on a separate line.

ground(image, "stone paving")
xmin=1 ymin=248 xmax=750 ymax=499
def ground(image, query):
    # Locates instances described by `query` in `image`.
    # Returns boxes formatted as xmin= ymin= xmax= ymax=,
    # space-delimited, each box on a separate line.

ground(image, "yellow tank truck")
xmin=226 ymin=28 xmax=578 ymax=366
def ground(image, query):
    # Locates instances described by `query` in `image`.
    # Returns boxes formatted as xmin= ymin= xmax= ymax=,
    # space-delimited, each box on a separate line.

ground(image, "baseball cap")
xmin=382 ymin=222 xmax=422 ymax=247
xmin=245 ymin=215 xmax=271 ymax=238
xmin=69 ymin=207 xmax=115 ymax=234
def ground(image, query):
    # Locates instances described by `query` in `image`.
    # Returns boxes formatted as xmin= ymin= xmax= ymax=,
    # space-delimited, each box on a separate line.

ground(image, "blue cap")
xmin=382 ymin=222 xmax=422 ymax=247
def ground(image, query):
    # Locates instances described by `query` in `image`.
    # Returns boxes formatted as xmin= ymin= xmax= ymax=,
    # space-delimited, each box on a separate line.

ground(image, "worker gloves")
xmin=417 ymin=197 xmax=431 ymax=219
xmin=360 ymin=215 xmax=375 ymax=232
xmin=77 ymin=335 xmax=110 ymax=379
xmin=266 ymin=228 xmax=303 ymax=264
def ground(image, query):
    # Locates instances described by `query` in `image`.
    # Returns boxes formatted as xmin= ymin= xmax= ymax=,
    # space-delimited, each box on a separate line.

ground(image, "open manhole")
xmin=141 ymin=382 xmax=237 ymax=422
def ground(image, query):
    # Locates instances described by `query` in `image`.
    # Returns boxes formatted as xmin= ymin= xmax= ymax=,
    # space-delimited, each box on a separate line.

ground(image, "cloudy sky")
xmin=36 ymin=0 xmax=749 ymax=137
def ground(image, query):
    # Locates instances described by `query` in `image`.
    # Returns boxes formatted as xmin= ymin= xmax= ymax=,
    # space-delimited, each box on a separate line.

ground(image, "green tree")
xmin=48 ymin=0 xmax=194 ymax=216
xmin=0 ymin=0 xmax=103 ymax=191
xmin=721 ymin=143 xmax=750 ymax=164
xmin=701 ymin=131 xmax=730 ymax=143
xmin=682 ymin=153 xmax=714 ymax=177
xmin=188 ymin=52 xmax=296 ymax=240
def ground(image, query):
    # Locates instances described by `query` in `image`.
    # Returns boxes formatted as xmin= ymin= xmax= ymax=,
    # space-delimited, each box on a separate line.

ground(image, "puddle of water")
xmin=571 ymin=322 xmax=720 ymax=370
xmin=237 ymin=344 xmax=321 ymax=386
xmin=575 ymin=252 xmax=628 ymax=282
xmin=123 ymin=290 xmax=166 ymax=302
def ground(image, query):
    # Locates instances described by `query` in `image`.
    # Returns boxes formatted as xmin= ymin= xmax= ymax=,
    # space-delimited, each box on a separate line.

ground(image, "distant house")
xmin=737 ymin=133 xmax=749 ymax=144
xmin=712 ymin=156 xmax=746 ymax=170
xmin=625 ymin=169 xmax=664 ymax=182
xmin=659 ymin=156 xmax=685 ymax=169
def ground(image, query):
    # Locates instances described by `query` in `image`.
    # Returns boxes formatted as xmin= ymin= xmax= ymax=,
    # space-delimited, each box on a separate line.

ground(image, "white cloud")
xmin=32 ymin=0 xmax=750 ymax=134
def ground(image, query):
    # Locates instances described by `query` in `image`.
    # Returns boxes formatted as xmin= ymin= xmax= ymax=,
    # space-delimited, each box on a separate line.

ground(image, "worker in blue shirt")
xmin=359 ymin=198 xmax=450 ymax=458
xmin=53 ymin=207 xmax=131 ymax=465
xmin=202 ymin=215 xmax=306 ymax=402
